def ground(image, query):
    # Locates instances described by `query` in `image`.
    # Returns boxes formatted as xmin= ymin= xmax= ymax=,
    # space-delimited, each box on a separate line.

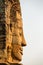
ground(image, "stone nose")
xmin=21 ymin=36 xmax=27 ymax=46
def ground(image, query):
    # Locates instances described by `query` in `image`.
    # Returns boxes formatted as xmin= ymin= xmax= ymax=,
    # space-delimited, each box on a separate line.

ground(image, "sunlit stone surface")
xmin=0 ymin=0 xmax=26 ymax=65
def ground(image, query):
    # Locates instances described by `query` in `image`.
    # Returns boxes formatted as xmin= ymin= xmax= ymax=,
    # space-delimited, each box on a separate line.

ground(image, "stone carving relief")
xmin=0 ymin=0 xmax=26 ymax=65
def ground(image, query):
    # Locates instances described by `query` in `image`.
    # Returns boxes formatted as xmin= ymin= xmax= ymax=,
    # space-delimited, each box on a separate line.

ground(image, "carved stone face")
xmin=0 ymin=0 xmax=26 ymax=64
xmin=10 ymin=10 xmax=26 ymax=61
xmin=6 ymin=0 xmax=27 ymax=63
xmin=12 ymin=28 xmax=26 ymax=61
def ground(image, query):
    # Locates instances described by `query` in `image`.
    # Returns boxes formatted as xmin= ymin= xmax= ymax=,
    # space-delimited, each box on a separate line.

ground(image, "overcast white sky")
xmin=20 ymin=0 xmax=43 ymax=65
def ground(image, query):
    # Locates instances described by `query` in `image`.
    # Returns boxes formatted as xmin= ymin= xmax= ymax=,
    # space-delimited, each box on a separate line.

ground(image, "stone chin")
xmin=11 ymin=45 xmax=23 ymax=62
xmin=11 ymin=50 xmax=22 ymax=62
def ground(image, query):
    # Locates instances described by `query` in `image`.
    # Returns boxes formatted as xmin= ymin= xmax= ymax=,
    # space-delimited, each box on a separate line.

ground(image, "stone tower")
xmin=0 ymin=0 xmax=26 ymax=65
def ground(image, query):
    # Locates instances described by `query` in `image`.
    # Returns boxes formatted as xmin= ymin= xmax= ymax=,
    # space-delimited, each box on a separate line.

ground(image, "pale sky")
xmin=20 ymin=0 xmax=43 ymax=65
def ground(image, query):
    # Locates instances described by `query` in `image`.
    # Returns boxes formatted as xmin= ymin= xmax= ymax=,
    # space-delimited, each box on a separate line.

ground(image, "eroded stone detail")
xmin=0 ymin=0 xmax=26 ymax=65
